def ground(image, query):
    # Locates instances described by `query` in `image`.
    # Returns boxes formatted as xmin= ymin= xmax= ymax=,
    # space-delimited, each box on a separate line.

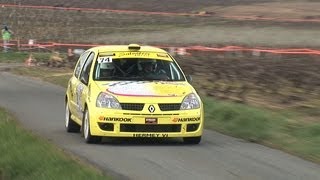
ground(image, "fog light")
xmin=98 ymin=123 xmax=114 ymax=131
xmin=187 ymin=123 xmax=200 ymax=132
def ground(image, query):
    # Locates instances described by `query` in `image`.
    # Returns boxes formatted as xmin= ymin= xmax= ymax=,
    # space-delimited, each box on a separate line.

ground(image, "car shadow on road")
xmin=100 ymin=137 xmax=199 ymax=146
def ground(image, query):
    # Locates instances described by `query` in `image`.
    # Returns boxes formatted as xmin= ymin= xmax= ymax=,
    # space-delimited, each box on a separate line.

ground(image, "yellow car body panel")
xmin=66 ymin=44 xmax=204 ymax=141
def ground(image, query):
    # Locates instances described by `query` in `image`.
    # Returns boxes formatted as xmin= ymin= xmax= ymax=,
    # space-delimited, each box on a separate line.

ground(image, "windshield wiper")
xmin=96 ymin=76 xmax=125 ymax=80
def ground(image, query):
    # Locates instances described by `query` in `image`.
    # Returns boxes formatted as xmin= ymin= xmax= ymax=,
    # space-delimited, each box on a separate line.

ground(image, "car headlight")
xmin=180 ymin=93 xmax=200 ymax=110
xmin=96 ymin=92 xmax=122 ymax=109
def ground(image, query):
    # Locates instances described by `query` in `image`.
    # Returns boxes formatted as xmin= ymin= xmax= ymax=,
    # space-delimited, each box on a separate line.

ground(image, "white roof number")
xmin=98 ymin=57 xmax=113 ymax=63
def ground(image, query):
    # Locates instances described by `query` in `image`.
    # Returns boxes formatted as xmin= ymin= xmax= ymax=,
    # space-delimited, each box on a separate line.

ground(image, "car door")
xmin=75 ymin=52 xmax=95 ymax=120
xmin=68 ymin=51 xmax=90 ymax=117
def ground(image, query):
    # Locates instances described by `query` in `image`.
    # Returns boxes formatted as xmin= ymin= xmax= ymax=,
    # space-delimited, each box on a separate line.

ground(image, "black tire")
xmin=183 ymin=136 xmax=201 ymax=144
xmin=82 ymin=108 xmax=102 ymax=144
xmin=65 ymin=103 xmax=80 ymax=133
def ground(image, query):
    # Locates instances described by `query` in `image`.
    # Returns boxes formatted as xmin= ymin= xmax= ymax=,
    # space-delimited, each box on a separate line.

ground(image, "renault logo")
xmin=148 ymin=105 xmax=155 ymax=113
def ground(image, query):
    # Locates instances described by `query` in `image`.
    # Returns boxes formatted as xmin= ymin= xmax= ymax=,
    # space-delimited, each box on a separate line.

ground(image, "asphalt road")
xmin=1 ymin=71 xmax=320 ymax=180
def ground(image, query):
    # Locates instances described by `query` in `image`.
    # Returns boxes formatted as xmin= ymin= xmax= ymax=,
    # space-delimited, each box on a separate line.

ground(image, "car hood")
xmin=95 ymin=81 xmax=193 ymax=98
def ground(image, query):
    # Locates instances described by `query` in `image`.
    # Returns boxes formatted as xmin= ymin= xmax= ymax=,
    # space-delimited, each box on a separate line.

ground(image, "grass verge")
xmin=11 ymin=66 xmax=72 ymax=87
xmin=204 ymin=99 xmax=320 ymax=163
xmin=0 ymin=108 xmax=110 ymax=180
xmin=0 ymin=52 xmax=53 ymax=63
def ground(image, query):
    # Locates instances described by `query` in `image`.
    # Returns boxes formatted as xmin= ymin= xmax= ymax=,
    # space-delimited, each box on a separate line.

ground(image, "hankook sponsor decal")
xmin=172 ymin=117 xmax=201 ymax=122
xmin=99 ymin=116 xmax=132 ymax=122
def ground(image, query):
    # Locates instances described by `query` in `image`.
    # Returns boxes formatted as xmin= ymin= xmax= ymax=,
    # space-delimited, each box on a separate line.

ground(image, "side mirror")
xmin=80 ymin=74 xmax=89 ymax=85
xmin=186 ymin=75 xmax=193 ymax=83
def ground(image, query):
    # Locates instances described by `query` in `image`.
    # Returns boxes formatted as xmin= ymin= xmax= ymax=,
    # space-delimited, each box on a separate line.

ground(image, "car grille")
xmin=158 ymin=103 xmax=181 ymax=111
xmin=120 ymin=103 xmax=144 ymax=111
xmin=120 ymin=124 xmax=181 ymax=132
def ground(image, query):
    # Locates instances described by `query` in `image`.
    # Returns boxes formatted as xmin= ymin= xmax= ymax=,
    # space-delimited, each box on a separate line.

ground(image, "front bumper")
xmin=89 ymin=107 xmax=204 ymax=138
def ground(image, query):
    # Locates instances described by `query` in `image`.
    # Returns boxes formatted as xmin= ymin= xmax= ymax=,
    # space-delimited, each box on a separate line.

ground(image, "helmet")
xmin=99 ymin=63 xmax=115 ymax=77
xmin=100 ymin=63 xmax=114 ymax=70
xmin=139 ymin=59 xmax=157 ymax=72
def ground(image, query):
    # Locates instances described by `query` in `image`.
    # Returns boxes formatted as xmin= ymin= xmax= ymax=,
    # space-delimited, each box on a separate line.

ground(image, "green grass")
xmin=277 ymin=123 xmax=320 ymax=161
xmin=204 ymin=98 xmax=320 ymax=163
xmin=12 ymin=67 xmax=72 ymax=87
xmin=0 ymin=52 xmax=29 ymax=63
xmin=0 ymin=108 xmax=110 ymax=180
xmin=0 ymin=52 xmax=53 ymax=63
xmin=47 ymin=74 xmax=72 ymax=87
xmin=204 ymin=99 xmax=282 ymax=142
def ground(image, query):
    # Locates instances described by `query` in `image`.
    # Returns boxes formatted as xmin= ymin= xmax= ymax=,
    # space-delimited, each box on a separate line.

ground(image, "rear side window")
xmin=74 ymin=51 xmax=90 ymax=78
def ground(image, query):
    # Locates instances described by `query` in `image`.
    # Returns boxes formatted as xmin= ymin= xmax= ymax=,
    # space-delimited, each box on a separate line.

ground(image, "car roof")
xmin=89 ymin=44 xmax=168 ymax=53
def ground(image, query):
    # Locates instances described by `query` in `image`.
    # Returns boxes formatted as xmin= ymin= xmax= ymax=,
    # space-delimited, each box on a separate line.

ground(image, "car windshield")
xmin=93 ymin=58 xmax=185 ymax=81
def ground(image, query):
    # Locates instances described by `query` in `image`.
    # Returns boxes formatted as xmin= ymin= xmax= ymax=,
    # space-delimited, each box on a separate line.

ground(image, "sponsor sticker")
xmin=172 ymin=117 xmax=201 ymax=123
xmin=157 ymin=53 xmax=169 ymax=58
xmin=145 ymin=117 xmax=158 ymax=124
xmin=99 ymin=53 xmax=115 ymax=56
xmin=101 ymin=117 xmax=132 ymax=122
xmin=76 ymin=84 xmax=85 ymax=113
xmin=118 ymin=52 xmax=150 ymax=57
xmin=106 ymin=81 xmax=156 ymax=96
xmin=104 ymin=81 xmax=183 ymax=97
xmin=133 ymin=133 xmax=168 ymax=138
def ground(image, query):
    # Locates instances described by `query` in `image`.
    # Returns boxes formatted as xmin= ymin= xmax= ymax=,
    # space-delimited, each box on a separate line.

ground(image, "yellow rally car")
xmin=65 ymin=44 xmax=204 ymax=144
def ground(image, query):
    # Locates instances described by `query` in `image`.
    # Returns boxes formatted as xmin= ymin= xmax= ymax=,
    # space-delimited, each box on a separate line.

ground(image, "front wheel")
xmin=65 ymin=103 xmax=80 ymax=133
xmin=82 ymin=108 xmax=102 ymax=144
xmin=183 ymin=136 xmax=201 ymax=144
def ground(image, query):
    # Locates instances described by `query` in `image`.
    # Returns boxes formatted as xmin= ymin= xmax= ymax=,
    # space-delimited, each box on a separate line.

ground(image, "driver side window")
xmin=74 ymin=51 xmax=89 ymax=78
xmin=79 ymin=52 xmax=95 ymax=85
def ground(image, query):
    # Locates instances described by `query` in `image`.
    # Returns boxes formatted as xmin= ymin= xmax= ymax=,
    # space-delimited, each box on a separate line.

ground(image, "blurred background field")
xmin=1 ymin=0 xmax=320 ymax=47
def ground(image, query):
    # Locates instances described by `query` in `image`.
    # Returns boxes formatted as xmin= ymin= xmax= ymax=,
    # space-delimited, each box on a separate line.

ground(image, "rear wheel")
xmin=65 ymin=103 xmax=80 ymax=133
xmin=183 ymin=136 xmax=201 ymax=144
xmin=82 ymin=108 xmax=102 ymax=144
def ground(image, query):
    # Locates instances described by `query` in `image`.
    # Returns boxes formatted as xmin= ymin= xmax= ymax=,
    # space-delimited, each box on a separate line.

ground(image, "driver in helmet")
xmin=139 ymin=59 xmax=168 ymax=80
xmin=99 ymin=62 xmax=115 ymax=78
xmin=140 ymin=60 xmax=156 ymax=74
